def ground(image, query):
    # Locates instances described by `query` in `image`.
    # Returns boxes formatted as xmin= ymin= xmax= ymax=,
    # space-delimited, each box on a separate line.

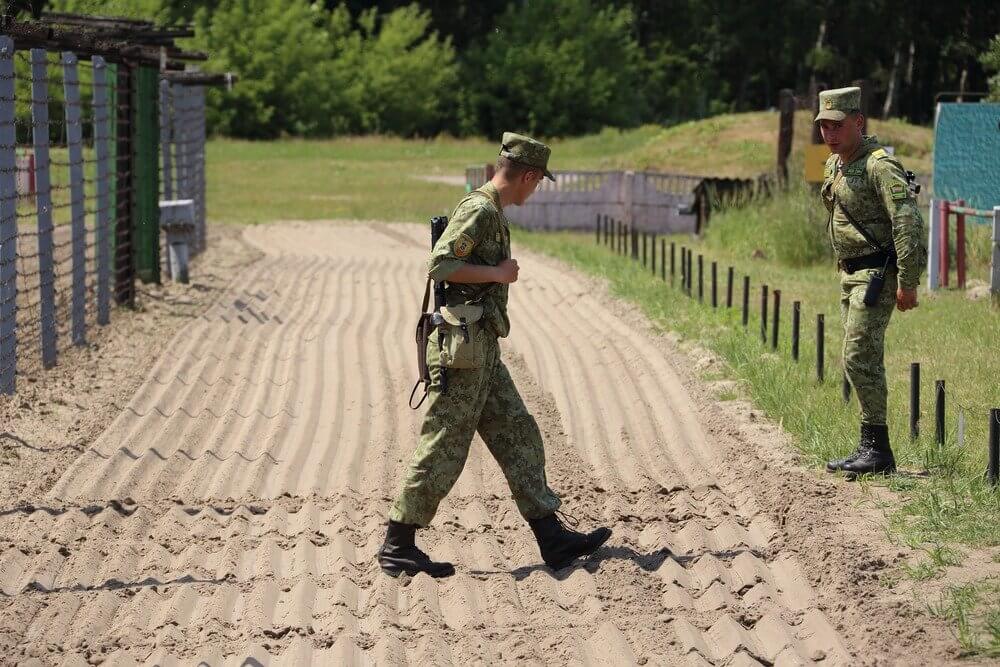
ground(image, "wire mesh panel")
xmin=8 ymin=44 xmax=133 ymax=385
xmin=0 ymin=19 xmax=217 ymax=395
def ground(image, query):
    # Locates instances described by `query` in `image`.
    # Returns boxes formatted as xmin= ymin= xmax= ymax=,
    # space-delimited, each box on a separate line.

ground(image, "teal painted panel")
xmin=932 ymin=103 xmax=1000 ymax=211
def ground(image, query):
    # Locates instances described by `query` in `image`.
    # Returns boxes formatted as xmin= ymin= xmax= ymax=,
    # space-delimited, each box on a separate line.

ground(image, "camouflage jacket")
xmin=821 ymin=136 xmax=926 ymax=288
xmin=428 ymin=182 xmax=511 ymax=338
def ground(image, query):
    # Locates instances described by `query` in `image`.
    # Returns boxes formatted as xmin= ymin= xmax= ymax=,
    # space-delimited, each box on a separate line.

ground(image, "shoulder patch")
xmin=454 ymin=232 xmax=475 ymax=258
xmin=872 ymin=148 xmax=890 ymax=160
xmin=889 ymin=183 xmax=907 ymax=200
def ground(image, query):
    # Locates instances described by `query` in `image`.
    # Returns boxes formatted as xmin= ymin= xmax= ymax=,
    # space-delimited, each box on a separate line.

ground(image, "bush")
xmin=705 ymin=182 xmax=833 ymax=267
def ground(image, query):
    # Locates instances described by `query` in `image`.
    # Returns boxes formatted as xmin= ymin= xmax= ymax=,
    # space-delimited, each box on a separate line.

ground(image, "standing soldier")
xmin=816 ymin=87 xmax=926 ymax=476
xmin=378 ymin=133 xmax=612 ymax=578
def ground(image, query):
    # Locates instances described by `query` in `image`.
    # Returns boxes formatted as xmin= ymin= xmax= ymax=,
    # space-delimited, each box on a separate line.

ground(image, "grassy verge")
xmin=513 ymin=185 xmax=1000 ymax=654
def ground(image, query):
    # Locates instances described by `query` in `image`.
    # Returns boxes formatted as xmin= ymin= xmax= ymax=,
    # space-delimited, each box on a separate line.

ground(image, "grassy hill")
xmin=206 ymin=112 xmax=933 ymax=225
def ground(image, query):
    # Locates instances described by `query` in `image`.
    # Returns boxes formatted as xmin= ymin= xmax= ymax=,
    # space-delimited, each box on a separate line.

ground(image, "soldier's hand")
xmin=896 ymin=287 xmax=918 ymax=311
xmin=494 ymin=259 xmax=519 ymax=284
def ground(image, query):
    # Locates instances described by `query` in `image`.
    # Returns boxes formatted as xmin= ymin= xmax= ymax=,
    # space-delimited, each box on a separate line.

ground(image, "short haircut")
xmin=496 ymin=155 xmax=539 ymax=178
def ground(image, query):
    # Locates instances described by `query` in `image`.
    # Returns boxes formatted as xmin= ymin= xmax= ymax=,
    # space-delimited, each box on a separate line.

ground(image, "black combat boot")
xmin=826 ymin=424 xmax=877 ymax=472
xmin=377 ymin=520 xmax=456 ymax=578
xmin=842 ymin=424 xmax=896 ymax=477
xmin=527 ymin=512 xmax=612 ymax=570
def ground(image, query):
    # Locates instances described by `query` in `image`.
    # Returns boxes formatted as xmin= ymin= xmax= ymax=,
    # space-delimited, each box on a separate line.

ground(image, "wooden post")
xmin=810 ymin=81 xmax=828 ymax=144
xmin=852 ymin=78 xmax=870 ymax=134
xmin=777 ymin=89 xmax=795 ymax=184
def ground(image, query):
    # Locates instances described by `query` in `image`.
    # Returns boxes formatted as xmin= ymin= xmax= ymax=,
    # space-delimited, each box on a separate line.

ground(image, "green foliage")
xmin=461 ymin=0 xmax=645 ymax=137
xmin=191 ymin=1 xmax=456 ymax=138
xmin=28 ymin=1 xmax=1000 ymax=138
xmin=343 ymin=5 xmax=458 ymax=136
xmin=982 ymin=35 xmax=1000 ymax=101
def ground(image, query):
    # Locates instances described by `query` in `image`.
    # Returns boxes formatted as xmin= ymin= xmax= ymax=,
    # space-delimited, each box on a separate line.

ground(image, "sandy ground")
xmin=0 ymin=220 xmax=963 ymax=665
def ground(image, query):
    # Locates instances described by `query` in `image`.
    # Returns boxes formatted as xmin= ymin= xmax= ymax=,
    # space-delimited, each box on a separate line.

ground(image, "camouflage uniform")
xmin=390 ymin=178 xmax=560 ymax=528
xmin=820 ymin=113 xmax=925 ymax=426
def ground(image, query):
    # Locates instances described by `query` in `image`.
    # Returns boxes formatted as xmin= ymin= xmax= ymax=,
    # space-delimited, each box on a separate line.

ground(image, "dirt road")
xmin=2 ymin=221 xmax=952 ymax=665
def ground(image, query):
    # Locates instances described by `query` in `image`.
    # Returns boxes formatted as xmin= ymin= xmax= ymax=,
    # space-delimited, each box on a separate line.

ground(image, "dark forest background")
xmin=42 ymin=0 xmax=1000 ymax=138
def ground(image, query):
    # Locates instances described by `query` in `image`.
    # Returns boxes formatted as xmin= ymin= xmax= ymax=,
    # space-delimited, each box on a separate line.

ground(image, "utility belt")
xmin=838 ymin=251 xmax=896 ymax=274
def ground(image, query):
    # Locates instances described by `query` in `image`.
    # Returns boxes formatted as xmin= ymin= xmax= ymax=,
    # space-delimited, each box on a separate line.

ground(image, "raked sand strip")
xmin=2 ymin=220 xmax=851 ymax=665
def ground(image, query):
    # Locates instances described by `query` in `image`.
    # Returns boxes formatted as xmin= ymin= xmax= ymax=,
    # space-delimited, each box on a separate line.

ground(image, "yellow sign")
xmin=804 ymin=143 xmax=832 ymax=183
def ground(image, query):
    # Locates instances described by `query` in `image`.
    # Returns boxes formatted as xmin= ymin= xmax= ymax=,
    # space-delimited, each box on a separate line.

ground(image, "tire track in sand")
xmin=2 ymin=221 xmax=852 ymax=665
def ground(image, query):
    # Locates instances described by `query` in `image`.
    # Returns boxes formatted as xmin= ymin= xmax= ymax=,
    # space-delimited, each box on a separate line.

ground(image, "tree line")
xmin=39 ymin=0 xmax=1000 ymax=138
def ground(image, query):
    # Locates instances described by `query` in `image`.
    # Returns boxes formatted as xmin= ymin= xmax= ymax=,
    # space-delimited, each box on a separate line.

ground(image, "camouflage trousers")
xmin=389 ymin=334 xmax=561 ymax=528
xmin=840 ymin=268 xmax=897 ymax=426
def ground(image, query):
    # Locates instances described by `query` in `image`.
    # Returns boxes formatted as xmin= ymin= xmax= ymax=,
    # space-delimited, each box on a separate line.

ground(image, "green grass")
xmin=206 ymin=127 xmax=662 ymax=225
xmin=930 ymin=581 xmax=1000 ymax=656
xmin=510 ymin=192 xmax=998 ymax=655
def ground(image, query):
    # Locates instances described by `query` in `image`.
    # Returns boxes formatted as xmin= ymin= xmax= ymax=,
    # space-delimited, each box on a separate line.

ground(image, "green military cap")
xmin=814 ymin=86 xmax=862 ymax=122
xmin=499 ymin=131 xmax=555 ymax=181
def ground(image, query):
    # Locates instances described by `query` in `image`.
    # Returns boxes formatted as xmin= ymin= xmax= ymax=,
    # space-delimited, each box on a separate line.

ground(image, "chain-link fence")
xmin=0 ymin=22 xmax=218 ymax=395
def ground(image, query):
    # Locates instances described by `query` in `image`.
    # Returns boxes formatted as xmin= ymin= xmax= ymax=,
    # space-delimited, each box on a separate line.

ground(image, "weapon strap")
xmin=833 ymin=193 xmax=889 ymax=256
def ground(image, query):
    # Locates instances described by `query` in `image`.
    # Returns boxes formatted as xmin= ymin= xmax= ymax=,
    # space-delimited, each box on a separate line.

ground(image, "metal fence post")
xmin=30 ymin=48 xmax=56 ymax=368
xmin=0 ymin=37 xmax=16 ymax=394
xmin=93 ymin=56 xmax=112 ymax=326
xmin=791 ymin=300 xmax=801 ymax=361
xmin=63 ymin=52 xmax=87 ymax=346
xmin=816 ymin=314 xmax=825 ymax=382
xmin=197 ymin=86 xmax=206 ymax=253
xmin=992 ymin=207 xmax=1000 ymax=309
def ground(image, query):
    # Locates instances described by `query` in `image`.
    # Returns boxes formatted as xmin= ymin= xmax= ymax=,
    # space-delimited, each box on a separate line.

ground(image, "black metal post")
xmin=596 ymin=214 xmax=601 ymax=244
xmin=816 ymin=314 xmax=825 ymax=382
xmin=642 ymin=232 xmax=648 ymax=267
xmin=742 ymin=276 xmax=750 ymax=327
xmin=935 ymin=380 xmax=946 ymax=446
xmin=760 ymin=284 xmax=768 ymax=343
xmin=792 ymin=301 xmax=801 ymax=361
xmin=988 ymin=408 xmax=1000 ymax=487
xmin=651 ymin=233 xmax=657 ymax=275
xmin=910 ymin=363 xmax=920 ymax=441
xmin=771 ymin=289 xmax=781 ymax=350
xmin=711 ymin=261 xmax=718 ymax=308
xmin=661 ymin=239 xmax=666 ymax=281
xmin=670 ymin=242 xmax=676 ymax=285
xmin=680 ymin=247 xmax=686 ymax=290
xmin=726 ymin=266 xmax=734 ymax=308
xmin=698 ymin=254 xmax=704 ymax=302
xmin=687 ymin=250 xmax=693 ymax=296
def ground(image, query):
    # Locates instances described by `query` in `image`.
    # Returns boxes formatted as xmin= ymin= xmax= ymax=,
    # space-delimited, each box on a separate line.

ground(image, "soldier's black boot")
xmin=842 ymin=424 xmax=896 ymax=477
xmin=527 ymin=512 xmax=612 ymax=570
xmin=826 ymin=424 xmax=876 ymax=472
xmin=377 ymin=520 xmax=455 ymax=578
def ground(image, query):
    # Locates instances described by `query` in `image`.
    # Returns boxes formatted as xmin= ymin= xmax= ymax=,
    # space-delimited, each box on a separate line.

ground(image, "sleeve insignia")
xmin=454 ymin=233 xmax=475 ymax=258
xmin=872 ymin=148 xmax=888 ymax=159
xmin=890 ymin=183 xmax=906 ymax=200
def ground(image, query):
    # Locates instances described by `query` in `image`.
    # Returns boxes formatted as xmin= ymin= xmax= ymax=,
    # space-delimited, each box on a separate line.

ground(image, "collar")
xmin=838 ymin=135 xmax=880 ymax=171
xmin=477 ymin=181 xmax=504 ymax=213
